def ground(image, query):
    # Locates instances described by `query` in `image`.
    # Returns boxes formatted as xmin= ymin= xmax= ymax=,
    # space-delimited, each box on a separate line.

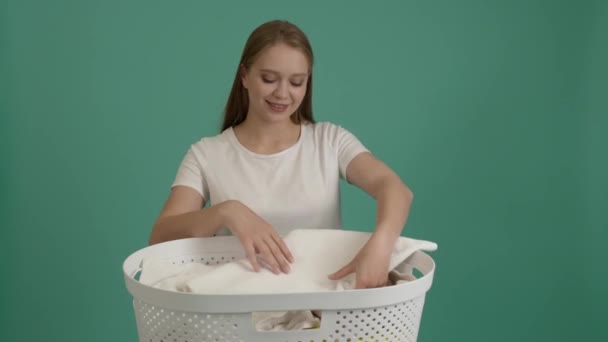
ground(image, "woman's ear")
xmin=240 ymin=64 xmax=248 ymax=89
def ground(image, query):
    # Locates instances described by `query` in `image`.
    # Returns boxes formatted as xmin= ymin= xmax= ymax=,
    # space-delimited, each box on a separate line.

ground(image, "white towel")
xmin=139 ymin=229 xmax=437 ymax=295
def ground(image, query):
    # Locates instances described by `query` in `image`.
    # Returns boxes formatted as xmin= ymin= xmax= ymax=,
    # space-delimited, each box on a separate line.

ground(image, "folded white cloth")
xmin=139 ymin=229 xmax=437 ymax=295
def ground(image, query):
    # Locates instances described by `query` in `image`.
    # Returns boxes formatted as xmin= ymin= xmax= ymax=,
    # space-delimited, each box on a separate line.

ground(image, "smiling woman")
xmin=240 ymin=43 xmax=310 ymax=124
xmin=222 ymin=20 xmax=315 ymax=130
xmin=149 ymin=20 xmax=414 ymax=290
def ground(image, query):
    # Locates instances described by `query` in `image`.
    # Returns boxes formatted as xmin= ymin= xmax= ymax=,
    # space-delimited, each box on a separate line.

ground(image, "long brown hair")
xmin=221 ymin=20 xmax=315 ymax=131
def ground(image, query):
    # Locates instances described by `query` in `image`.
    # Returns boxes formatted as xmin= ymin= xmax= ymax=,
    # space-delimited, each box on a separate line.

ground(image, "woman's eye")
xmin=261 ymin=76 xmax=303 ymax=87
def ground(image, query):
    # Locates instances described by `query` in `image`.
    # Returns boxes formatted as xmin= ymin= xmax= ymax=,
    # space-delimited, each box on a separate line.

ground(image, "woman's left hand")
xmin=328 ymin=232 xmax=396 ymax=289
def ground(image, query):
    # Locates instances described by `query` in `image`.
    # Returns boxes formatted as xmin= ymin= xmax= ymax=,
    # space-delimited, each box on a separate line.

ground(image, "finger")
xmin=355 ymin=277 xmax=374 ymax=289
xmin=256 ymin=241 xmax=281 ymax=274
xmin=355 ymin=277 xmax=364 ymax=289
xmin=328 ymin=262 xmax=354 ymax=280
xmin=243 ymin=242 xmax=260 ymax=272
xmin=266 ymin=238 xmax=290 ymax=274
xmin=355 ymin=275 xmax=374 ymax=289
xmin=271 ymin=232 xmax=294 ymax=263
xmin=356 ymin=275 xmax=387 ymax=289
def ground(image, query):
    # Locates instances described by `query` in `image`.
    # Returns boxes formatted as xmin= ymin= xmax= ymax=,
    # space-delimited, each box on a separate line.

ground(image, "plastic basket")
xmin=122 ymin=236 xmax=436 ymax=342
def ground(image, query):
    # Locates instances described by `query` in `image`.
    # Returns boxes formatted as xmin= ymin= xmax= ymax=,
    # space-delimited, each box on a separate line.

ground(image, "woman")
xmin=149 ymin=20 xmax=414 ymax=289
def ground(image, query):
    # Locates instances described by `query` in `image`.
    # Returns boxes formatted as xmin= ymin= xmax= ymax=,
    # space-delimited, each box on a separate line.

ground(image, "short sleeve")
xmin=171 ymin=145 xmax=210 ymax=200
xmin=335 ymin=125 xmax=369 ymax=181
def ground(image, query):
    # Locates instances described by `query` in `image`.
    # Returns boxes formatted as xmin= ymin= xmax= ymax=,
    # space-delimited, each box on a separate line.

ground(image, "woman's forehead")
xmin=251 ymin=44 xmax=310 ymax=75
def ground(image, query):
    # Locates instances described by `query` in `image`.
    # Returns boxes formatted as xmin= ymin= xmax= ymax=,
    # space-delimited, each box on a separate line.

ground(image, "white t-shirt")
xmin=172 ymin=121 xmax=369 ymax=236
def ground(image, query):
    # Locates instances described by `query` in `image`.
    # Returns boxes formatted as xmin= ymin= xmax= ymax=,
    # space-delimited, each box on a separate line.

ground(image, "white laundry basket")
xmin=122 ymin=236 xmax=437 ymax=342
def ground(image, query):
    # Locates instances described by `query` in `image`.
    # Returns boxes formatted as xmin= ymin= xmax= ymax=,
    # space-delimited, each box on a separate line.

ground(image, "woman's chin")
xmin=261 ymin=111 xmax=295 ymax=123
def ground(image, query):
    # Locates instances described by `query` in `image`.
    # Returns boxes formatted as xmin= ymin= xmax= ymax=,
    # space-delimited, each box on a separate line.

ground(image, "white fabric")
xmin=253 ymin=311 xmax=321 ymax=331
xmin=253 ymin=270 xmax=416 ymax=332
xmin=171 ymin=122 xmax=369 ymax=236
xmin=139 ymin=229 xmax=438 ymax=295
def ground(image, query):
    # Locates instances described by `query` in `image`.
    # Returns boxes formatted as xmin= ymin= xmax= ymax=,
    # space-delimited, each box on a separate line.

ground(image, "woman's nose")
xmin=273 ymin=82 xmax=288 ymax=99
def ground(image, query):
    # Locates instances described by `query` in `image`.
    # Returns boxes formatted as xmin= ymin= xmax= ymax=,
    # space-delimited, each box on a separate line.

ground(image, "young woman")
xmin=149 ymin=20 xmax=413 ymax=289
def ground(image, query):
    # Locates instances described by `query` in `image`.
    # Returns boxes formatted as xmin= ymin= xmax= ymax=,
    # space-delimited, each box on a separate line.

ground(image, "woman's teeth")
xmin=268 ymin=102 xmax=288 ymax=111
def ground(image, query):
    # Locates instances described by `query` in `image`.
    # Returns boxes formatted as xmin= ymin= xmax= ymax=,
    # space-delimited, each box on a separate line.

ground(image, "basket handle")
xmin=252 ymin=310 xmax=322 ymax=331
xmin=248 ymin=309 xmax=333 ymax=340
xmin=130 ymin=260 xmax=143 ymax=279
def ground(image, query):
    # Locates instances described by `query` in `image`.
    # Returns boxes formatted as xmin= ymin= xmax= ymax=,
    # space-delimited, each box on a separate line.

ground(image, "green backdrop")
xmin=1 ymin=0 xmax=606 ymax=341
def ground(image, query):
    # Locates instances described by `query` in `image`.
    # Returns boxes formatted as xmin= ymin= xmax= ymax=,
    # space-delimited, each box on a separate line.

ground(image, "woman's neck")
xmin=233 ymin=116 xmax=302 ymax=155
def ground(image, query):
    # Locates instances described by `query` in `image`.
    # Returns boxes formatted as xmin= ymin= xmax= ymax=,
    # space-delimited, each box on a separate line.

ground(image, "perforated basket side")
xmin=134 ymin=299 xmax=249 ymax=342
xmin=133 ymin=295 xmax=427 ymax=342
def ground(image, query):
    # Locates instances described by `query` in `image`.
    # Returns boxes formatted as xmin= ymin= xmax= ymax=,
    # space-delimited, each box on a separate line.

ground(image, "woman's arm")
xmin=149 ymin=186 xmax=230 ymax=245
xmin=329 ymin=152 xmax=414 ymax=288
xmin=346 ymin=152 xmax=414 ymax=241
xmin=149 ymin=186 xmax=294 ymax=274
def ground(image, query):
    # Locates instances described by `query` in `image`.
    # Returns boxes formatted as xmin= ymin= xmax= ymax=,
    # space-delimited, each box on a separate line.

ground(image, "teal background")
xmin=1 ymin=0 xmax=606 ymax=341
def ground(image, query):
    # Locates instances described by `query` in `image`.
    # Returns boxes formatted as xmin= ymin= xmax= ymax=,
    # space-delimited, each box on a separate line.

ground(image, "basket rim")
xmin=122 ymin=236 xmax=436 ymax=313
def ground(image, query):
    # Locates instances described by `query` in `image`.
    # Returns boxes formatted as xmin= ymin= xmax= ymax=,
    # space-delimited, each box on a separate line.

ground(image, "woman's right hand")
xmin=221 ymin=200 xmax=294 ymax=274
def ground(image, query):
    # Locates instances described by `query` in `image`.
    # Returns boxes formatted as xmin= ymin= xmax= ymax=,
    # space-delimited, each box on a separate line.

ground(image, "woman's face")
xmin=242 ymin=43 xmax=310 ymax=125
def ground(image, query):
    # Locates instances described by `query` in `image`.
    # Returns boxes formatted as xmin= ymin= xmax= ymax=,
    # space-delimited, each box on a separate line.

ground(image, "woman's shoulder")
xmin=188 ymin=129 xmax=233 ymax=154
xmin=306 ymin=121 xmax=342 ymax=135
xmin=305 ymin=121 xmax=355 ymax=142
